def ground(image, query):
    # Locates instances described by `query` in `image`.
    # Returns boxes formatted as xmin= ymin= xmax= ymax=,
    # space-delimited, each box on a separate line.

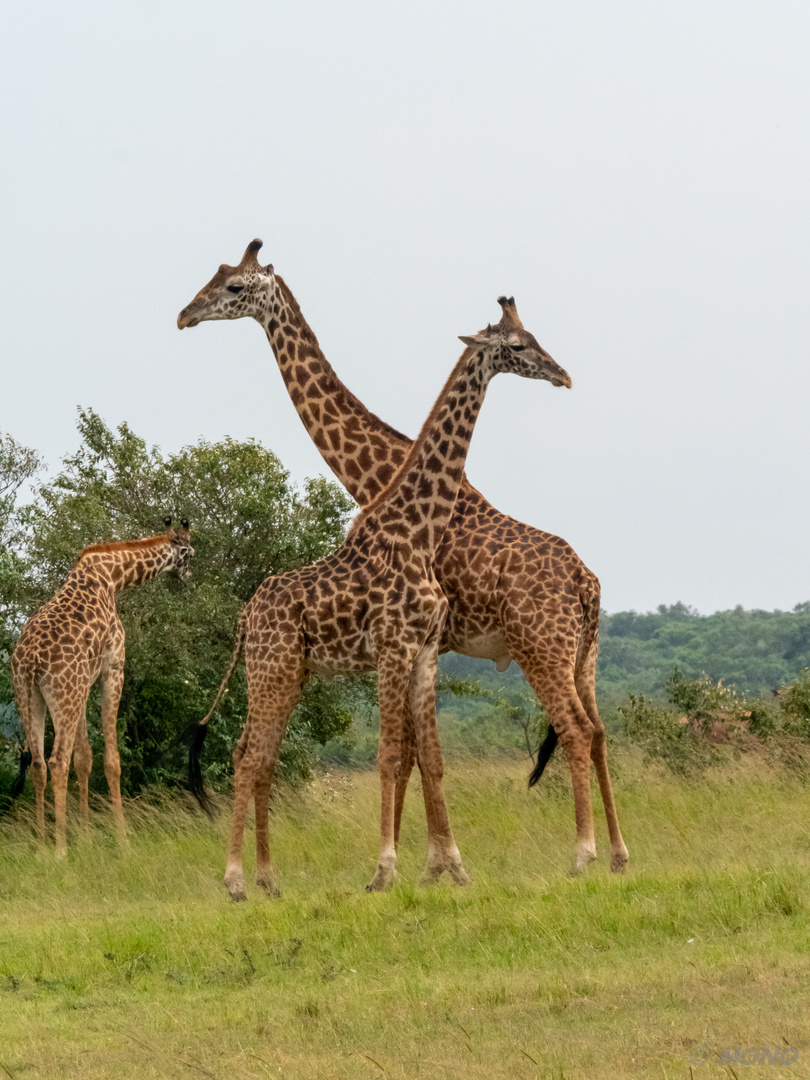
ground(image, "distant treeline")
xmin=439 ymin=601 xmax=810 ymax=710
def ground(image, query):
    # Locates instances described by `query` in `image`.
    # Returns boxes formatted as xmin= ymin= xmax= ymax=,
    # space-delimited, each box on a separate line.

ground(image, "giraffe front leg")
xmin=253 ymin=744 xmax=285 ymax=898
xmin=100 ymin=664 xmax=127 ymax=844
xmin=393 ymin=700 xmax=417 ymax=849
xmin=408 ymin=647 xmax=468 ymax=887
xmin=366 ymin=658 xmax=411 ymax=892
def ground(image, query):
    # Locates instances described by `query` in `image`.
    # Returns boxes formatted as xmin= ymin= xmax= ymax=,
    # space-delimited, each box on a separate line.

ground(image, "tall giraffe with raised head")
xmin=178 ymin=241 xmax=628 ymax=874
xmin=189 ymin=299 xmax=572 ymax=899
xmin=11 ymin=520 xmax=193 ymax=856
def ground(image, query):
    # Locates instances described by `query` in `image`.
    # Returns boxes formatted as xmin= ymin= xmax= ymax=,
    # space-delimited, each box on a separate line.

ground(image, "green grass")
xmin=1 ymin=750 xmax=810 ymax=1079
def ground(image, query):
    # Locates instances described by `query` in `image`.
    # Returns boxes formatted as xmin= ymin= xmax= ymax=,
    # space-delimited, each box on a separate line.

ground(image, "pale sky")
xmin=1 ymin=1 xmax=808 ymax=614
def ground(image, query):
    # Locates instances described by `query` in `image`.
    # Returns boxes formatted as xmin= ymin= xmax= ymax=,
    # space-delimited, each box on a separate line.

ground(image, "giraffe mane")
xmin=77 ymin=536 xmax=169 ymax=560
xmin=358 ymin=346 xmax=476 ymax=520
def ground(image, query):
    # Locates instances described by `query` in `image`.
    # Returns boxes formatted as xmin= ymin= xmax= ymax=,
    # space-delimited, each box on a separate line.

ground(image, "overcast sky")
xmin=1 ymin=1 xmax=808 ymax=614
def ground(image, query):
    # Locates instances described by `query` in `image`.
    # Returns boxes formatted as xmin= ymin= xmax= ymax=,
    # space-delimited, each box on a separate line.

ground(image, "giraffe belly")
xmin=456 ymin=629 xmax=512 ymax=671
xmin=303 ymin=652 xmax=374 ymax=678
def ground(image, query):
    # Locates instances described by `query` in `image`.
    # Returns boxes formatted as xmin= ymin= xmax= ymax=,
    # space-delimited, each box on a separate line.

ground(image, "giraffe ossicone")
xmin=178 ymin=240 xmax=629 ymax=876
xmin=11 ymin=521 xmax=194 ymax=856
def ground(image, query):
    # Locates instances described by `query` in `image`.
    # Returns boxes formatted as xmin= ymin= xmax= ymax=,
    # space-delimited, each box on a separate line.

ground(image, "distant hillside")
xmin=439 ymin=602 xmax=810 ymax=709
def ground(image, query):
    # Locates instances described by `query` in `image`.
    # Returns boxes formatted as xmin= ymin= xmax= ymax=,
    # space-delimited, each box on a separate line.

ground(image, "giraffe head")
xmin=163 ymin=517 xmax=194 ymax=580
xmin=459 ymin=297 xmax=572 ymax=388
xmin=177 ymin=239 xmax=274 ymax=329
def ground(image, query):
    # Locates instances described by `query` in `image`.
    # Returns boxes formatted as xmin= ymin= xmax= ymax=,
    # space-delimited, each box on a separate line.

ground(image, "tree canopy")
xmin=0 ymin=411 xmax=375 ymax=793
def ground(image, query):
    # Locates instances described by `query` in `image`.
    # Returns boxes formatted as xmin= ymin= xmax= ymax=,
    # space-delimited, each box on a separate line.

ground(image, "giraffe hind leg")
xmin=576 ymin=652 xmax=628 ymax=873
xmin=16 ymin=678 xmax=48 ymax=843
xmin=225 ymin=649 xmax=304 ymax=902
xmin=515 ymin=658 xmax=598 ymax=873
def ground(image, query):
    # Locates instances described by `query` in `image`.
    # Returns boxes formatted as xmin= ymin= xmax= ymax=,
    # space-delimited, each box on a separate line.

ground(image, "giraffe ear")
xmin=264 ymin=263 xmax=274 ymax=275
xmin=459 ymin=333 xmax=490 ymax=347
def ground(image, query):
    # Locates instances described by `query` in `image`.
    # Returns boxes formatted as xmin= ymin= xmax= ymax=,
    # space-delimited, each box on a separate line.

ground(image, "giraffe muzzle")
xmin=177 ymin=307 xmax=201 ymax=330
xmin=550 ymin=371 xmax=572 ymax=389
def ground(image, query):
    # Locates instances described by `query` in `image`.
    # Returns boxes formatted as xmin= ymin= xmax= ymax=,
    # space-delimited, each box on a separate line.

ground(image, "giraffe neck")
xmin=362 ymin=347 xmax=494 ymax=556
xmin=77 ymin=540 xmax=173 ymax=593
xmin=256 ymin=274 xmax=410 ymax=506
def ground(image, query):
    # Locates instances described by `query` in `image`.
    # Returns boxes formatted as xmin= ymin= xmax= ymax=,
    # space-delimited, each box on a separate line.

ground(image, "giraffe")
xmin=178 ymin=240 xmax=629 ymax=874
xmin=10 ymin=519 xmax=193 ymax=856
xmin=188 ymin=299 xmax=572 ymax=900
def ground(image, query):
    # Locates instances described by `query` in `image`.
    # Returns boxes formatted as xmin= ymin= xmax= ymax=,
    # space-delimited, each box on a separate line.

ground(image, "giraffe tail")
xmin=9 ymin=747 xmax=33 ymax=801
xmin=574 ymin=572 xmax=601 ymax=687
xmin=3 ymin=661 xmax=35 ymax=812
xmin=528 ymin=725 xmax=558 ymax=787
xmin=188 ymin=616 xmax=246 ymax=813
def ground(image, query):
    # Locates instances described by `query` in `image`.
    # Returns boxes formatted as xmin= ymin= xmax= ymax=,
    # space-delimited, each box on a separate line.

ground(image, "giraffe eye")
xmin=227 ymin=284 xmax=245 ymax=295
xmin=511 ymin=344 xmax=526 ymax=352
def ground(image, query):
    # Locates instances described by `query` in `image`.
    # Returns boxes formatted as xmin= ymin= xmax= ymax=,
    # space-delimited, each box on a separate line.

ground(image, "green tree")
xmin=0 ymin=432 xmax=42 ymax=779
xmin=8 ymin=409 xmax=374 ymax=791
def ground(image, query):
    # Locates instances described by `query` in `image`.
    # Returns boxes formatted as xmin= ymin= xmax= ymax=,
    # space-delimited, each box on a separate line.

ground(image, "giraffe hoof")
xmin=257 ymin=877 xmax=281 ymax=898
xmin=449 ymin=865 xmax=470 ymax=886
xmin=419 ymin=868 xmax=443 ymax=887
xmin=365 ymin=867 xmax=396 ymax=892
xmin=420 ymin=860 xmax=470 ymax=887
xmin=610 ymin=853 xmax=629 ymax=874
xmin=224 ymin=876 xmax=247 ymax=902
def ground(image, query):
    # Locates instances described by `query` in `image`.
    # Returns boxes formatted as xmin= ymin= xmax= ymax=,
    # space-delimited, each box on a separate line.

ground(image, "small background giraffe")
xmin=11 ymin=519 xmax=193 ymax=855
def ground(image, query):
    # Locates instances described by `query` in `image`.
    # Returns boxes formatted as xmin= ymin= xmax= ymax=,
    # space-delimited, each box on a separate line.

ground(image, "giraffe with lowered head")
xmin=189 ymin=298 xmax=572 ymax=899
xmin=11 ymin=520 xmax=193 ymax=856
xmin=178 ymin=241 xmax=628 ymax=874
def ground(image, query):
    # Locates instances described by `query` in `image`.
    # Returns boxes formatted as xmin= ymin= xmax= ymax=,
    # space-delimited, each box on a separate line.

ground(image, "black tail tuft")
xmin=188 ymin=725 xmax=214 ymax=818
xmin=528 ymin=725 xmax=558 ymax=787
xmin=9 ymin=750 xmax=32 ymax=802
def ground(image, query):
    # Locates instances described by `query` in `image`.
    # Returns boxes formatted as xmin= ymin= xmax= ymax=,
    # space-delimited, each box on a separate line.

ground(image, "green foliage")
xmin=599 ymin=602 xmax=810 ymax=700
xmin=2 ymin=410 xmax=367 ymax=791
xmin=618 ymin=668 xmax=800 ymax=774
xmin=778 ymin=668 xmax=810 ymax=739
xmin=439 ymin=603 xmax=810 ymax=731
xmin=0 ymin=431 xmax=41 ymax=642
xmin=618 ymin=692 xmax=720 ymax=775
xmin=0 ymin=432 xmax=42 ymax=781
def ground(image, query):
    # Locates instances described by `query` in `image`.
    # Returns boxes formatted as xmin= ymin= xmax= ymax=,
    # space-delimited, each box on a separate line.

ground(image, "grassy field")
xmin=1 ymin=748 xmax=809 ymax=1079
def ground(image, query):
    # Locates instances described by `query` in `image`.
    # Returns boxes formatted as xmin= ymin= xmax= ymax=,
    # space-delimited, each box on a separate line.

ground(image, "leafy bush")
xmin=618 ymin=693 xmax=720 ymax=775
xmin=1 ymin=411 xmax=374 ymax=792
xmin=778 ymin=668 xmax=810 ymax=740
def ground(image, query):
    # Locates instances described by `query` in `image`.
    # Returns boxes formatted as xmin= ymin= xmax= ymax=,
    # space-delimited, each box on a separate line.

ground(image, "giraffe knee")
xmin=418 ymin=756 xmax=444 ymax=784
xmin=104 ymin=757 xmax=121 ymax=781
xmin=48 ymin=757 xmax=69 ymax=781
